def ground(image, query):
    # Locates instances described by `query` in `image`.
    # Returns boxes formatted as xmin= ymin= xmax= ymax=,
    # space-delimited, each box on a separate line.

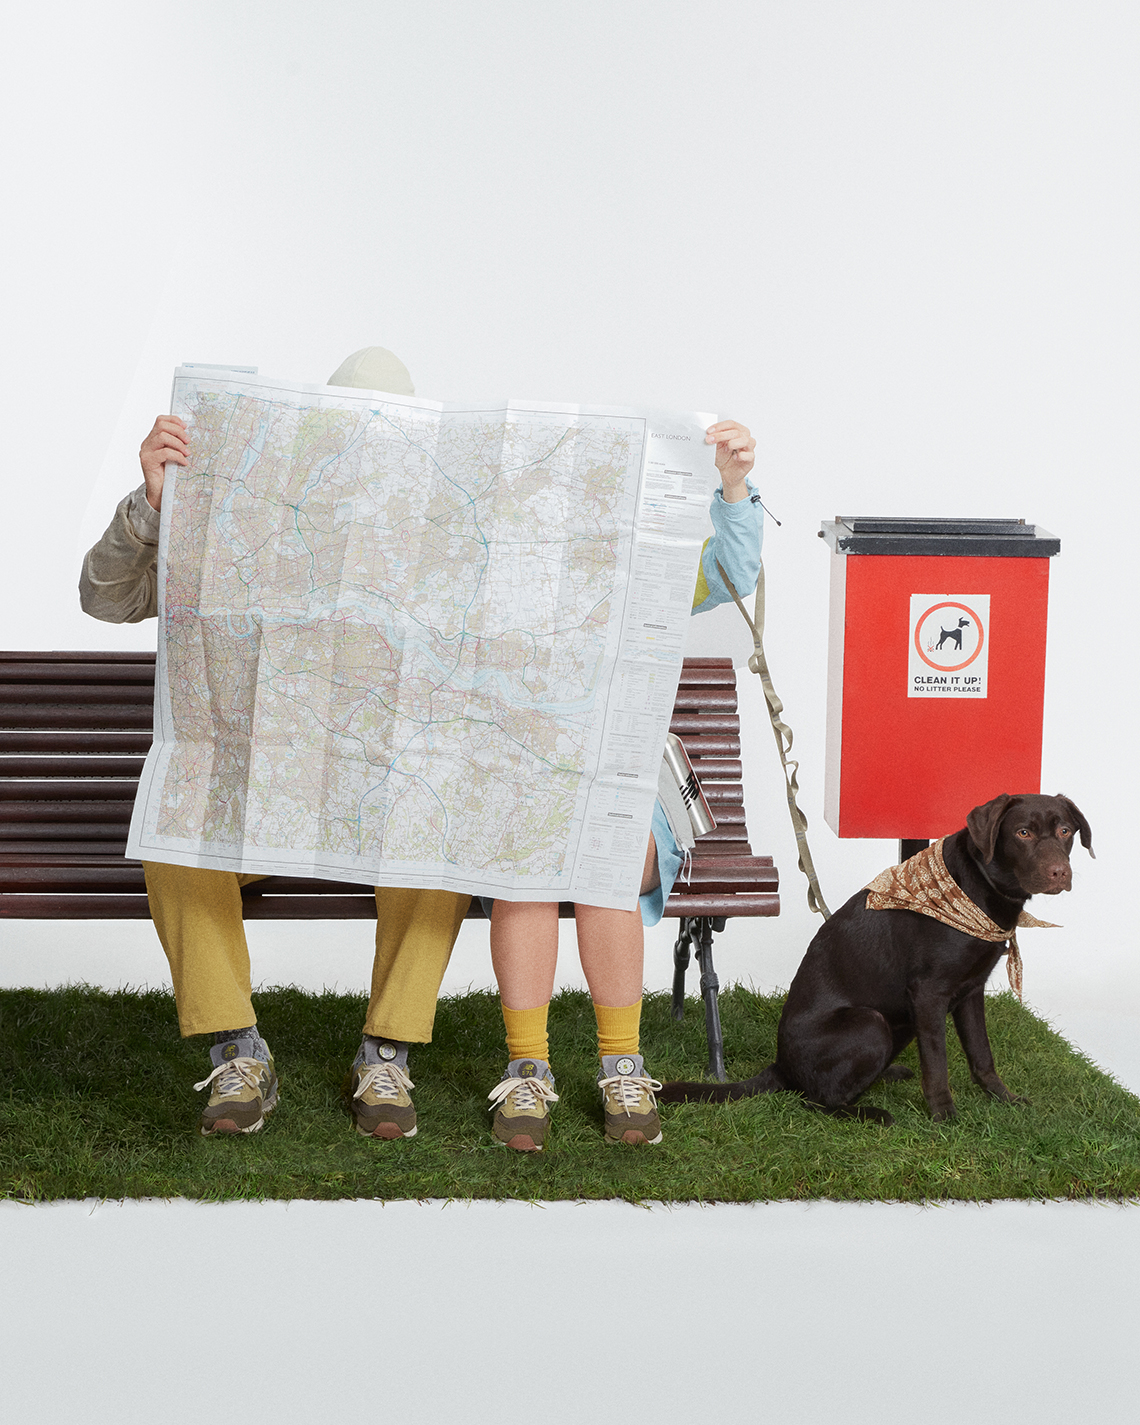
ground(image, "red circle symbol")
xmin=913 ymin=601 xmax=985 ymax=673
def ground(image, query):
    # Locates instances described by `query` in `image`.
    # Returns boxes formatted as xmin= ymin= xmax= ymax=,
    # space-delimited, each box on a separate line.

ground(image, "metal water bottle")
xmin=662 ymin=732 xmax=717 ymax=837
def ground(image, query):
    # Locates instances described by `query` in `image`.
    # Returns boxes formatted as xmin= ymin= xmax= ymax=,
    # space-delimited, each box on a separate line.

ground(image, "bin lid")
xmin=819 ymin=516 xmax=1060 ymax=557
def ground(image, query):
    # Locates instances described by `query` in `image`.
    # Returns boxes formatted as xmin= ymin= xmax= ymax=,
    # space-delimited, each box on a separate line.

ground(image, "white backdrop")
xmin=2 ymin=0 xmax=1134 ymax=1018
xmin=2 ymin=5 xmax=1138 ymax=1420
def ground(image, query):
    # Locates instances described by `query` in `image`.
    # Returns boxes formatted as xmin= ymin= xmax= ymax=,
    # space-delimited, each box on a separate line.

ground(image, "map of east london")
xmin=152 ymin=382 xmax=644 ymax=882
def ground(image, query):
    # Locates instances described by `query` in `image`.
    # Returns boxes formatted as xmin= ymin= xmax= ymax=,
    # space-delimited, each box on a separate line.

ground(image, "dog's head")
xmin=965 ymin=793 xmax=1093 ymax=896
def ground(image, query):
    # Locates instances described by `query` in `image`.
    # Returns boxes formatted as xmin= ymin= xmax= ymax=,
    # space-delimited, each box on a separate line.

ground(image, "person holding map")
xmin=484 ymin=419 xmax=761 ymax=1151
xmin=81 ymin=347 xmax=760 ymax=1152
xmin=80 ymin=348 xmax=470 ymax=1140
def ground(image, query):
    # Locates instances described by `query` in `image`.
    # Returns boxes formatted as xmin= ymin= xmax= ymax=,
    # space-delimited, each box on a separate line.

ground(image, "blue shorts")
xmin=639 ymin=797 xmax=684 ymax=927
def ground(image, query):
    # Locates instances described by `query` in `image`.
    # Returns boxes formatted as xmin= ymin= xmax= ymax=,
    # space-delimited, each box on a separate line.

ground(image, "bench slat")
xmin=0 ymin=822 xmax=133 ymax=840
xmin=0 ymin=852 xmax=141 ymax=866
xmin=669 ymin=714 xmax=740 ymax=736
xmin=0 ymin=802 xmax=135 ymax=823
xmin=701 ymin=784 xmax=743 ymax=806
xmin=0 ymin=889 xmax=781 ymax=921
xmin=0 ymin=866 xmax=148 ymax=892
xmin=0 ymin=683 xmax=155 ymax=705
xmin=0 ymin=781 xmax=140 ymax=801
xmin=0 ymin=651 xmax=156 ymax=663
xmin=677 ymin=658 xmax=733 ymax=673
xmin=0 ymin=733 xmax=154 ymax=755
xmin=687 ymin=758 xmax=741 ymax=781
xmin=692 ymin=826 xmax=751 ymax=846
xmin=0 ymin=663 xmax=156 ymax=685
xmin=670 ymin=687 xmax=737 ymax=712
xmin=674 ymin=734 xmax=740 ymax=758
xmin=662 ymin=893 xmax=779 ymax=918
xmin=0 ymin=894 xmax=154 ymax=919
xmin=0 ymin=758 xmax=147 ymax=778
xmin=0 ymin=706 xmax=155 ymax=730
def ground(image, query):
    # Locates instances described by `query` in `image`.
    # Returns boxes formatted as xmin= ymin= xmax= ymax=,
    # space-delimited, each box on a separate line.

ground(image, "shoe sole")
xmin=605 ymin=1128 xmax=663 ymax=1146
xmin=495 ymin=1133 xmax=543 ymax=1152
xmin=355 ymin=1121 xmax=417 ymax=1139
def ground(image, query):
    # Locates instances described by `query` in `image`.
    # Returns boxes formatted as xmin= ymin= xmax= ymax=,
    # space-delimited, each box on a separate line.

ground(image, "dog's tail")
xmin=657 ymin=1062 xmax=787 ymax=1105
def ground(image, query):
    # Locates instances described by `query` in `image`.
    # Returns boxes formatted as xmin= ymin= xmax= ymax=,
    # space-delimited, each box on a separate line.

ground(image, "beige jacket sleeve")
xmin=78 ymin=485 xmax=161 ymax=623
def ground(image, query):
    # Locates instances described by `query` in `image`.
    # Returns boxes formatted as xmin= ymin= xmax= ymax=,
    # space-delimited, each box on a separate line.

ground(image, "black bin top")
xmin=818 ymin=516 xmax=1060 ymax=558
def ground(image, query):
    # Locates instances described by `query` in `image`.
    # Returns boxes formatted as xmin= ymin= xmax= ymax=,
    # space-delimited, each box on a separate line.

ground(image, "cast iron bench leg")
xmin=671 ymin=917 xmax=694 ymax=1021
xmin=694 ymin=915 xmax=728 ymax=1082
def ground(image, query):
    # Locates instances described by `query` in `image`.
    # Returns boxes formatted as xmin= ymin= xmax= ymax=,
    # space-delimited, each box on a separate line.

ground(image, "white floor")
xmin=2 ymin=1197 xmax=1137 ymax=1424
xmin=2 ymin=921 xmax=1138 ymax=1422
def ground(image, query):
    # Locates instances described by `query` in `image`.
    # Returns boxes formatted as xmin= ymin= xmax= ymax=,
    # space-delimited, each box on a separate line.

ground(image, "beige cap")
xmin=327 ymin=346 xmax=414 ymax=396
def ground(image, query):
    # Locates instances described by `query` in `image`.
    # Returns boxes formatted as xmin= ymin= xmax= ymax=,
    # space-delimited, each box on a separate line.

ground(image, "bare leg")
xmin=575 ymin=904 xmax=644 ymax=1005
xmin=489 ymin=899 xmax=559 ymax=1010
xmin=576 ymin=834 xmax=658 ymax=1005
xmin=489 ymin=835 xmax=658 ymax=1008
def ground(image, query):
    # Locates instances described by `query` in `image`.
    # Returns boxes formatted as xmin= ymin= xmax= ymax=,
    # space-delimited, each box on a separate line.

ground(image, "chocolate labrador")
xmin=659 ymin=793 xmax=1093 ymax=1124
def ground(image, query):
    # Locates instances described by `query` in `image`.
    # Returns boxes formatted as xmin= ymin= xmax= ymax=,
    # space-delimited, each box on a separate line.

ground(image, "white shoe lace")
xmin=193 ymin=1057 xmax=265 ymax=1097
xmin=488 ymin=1074 xmax=560 ymax=1113
xmin=354 ymin=1061 xmax=414 ymax=1101
xmin=598 ymin=1072 xmax=663 ymax=1116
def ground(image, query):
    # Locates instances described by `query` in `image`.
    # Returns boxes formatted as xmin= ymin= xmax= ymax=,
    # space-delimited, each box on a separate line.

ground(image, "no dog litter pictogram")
xmin=908 ymin=595 xmax=990 ymax=697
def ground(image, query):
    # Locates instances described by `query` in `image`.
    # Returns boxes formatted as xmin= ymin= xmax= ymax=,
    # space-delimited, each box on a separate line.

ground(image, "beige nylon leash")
xmin=716 ymin=558 xmax=832 ymax=919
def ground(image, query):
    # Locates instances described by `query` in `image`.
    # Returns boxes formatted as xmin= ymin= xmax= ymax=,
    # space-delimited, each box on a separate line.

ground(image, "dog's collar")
xmin=865 ymin=839 xmax=1059 ymax=1000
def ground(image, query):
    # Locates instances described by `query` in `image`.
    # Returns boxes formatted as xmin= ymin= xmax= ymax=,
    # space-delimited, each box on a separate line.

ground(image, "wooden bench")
xmin=0 ymin=651 xmax=779 ymax=1076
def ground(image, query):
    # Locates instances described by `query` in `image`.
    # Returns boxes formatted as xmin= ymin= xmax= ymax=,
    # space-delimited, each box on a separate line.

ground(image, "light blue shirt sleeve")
xmin=691 ymin=479 xmax=764 ymax=614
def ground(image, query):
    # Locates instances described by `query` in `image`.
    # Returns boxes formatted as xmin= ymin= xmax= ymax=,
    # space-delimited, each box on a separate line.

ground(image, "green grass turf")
xmin=2 ymin=984 xmax=1138 ymax=1203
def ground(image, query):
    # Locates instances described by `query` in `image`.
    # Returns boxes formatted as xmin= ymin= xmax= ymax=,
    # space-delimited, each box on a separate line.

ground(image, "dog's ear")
xmin=966 ymin=793 xmax=1015 ymax=864
xmin=1055 ymin=794 xmax=1095 ymax=859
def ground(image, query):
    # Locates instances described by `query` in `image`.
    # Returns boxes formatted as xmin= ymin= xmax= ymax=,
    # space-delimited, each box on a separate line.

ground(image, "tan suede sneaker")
xmin=488 ymin=1059 xmax=559 ymax=1152
xmin=194 ymin=1034 xmax=278 ymax=1136
xmin=348 ymin=1038 xmax=417 ymax=1139
xmin=598 ymin=1053 xmax=663 ymax=1145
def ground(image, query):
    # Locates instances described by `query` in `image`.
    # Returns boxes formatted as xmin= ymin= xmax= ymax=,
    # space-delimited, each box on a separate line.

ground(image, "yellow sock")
xmin=593 ymin=999 xmax=642 ymax=1060
xmin=501 ymin=1002 xmax=550 ymax=1065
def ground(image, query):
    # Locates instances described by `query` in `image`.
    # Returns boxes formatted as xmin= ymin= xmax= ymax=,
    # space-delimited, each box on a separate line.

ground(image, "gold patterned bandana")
xmin=865 ymin=839 xmax=1058 ymax=1000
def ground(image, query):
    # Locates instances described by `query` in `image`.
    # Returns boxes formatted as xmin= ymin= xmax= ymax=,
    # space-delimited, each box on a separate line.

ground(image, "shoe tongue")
xmin=362 ymin=1037 xmax=407 ymax=1068
xmin=508 ymin=1058 xmax=551 ymax=1082
xmin=210 ymin=1035 xmax=265 ymax=1068
xmin=601 ymin=1053 xmax=643 ymax=1079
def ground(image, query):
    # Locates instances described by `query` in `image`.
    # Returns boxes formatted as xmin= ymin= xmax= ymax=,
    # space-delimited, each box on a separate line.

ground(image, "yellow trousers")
xmin=142 ymin=861 xmax=470 ymax=1041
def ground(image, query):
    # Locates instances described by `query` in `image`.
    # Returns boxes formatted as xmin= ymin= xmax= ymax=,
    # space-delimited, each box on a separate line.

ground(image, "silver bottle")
xmin=662 ymin=733 xmax=717 ymax=837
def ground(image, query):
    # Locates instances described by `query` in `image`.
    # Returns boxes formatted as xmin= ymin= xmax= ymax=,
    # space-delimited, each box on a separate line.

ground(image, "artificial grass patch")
xmin=2 ymin=984 xmax=1138 ymax=1203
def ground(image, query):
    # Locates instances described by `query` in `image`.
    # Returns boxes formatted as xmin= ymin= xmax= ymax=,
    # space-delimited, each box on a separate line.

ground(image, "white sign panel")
xmin=908 ymin=594 xmax=990 ymax=698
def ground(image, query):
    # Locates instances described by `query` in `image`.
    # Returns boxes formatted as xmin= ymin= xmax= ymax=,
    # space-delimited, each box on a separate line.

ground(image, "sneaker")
xmin=598 ymin=1053 xmax=663 ymax=1145
xmin=348 ymin=1038 xmax=417 ymax=1139
xmin=488 ymin=1058 xmax=559 ymax=1153
xmin=194 ymin=1033 xmax=278 ymax=1136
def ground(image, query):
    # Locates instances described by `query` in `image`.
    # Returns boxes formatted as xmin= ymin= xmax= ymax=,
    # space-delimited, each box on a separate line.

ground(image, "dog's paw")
xmin=929 ymin=1103 xmax=958 ymax=1123
xmin=880 ymin=1064 xmax=914 ymax=1081
xmin=975 ymin=1077 xmax=1029 ymax=1105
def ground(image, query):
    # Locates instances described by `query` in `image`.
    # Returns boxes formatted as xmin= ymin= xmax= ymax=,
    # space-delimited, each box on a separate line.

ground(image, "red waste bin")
xmin=820 ymin=516 xmax=1061 ymax=841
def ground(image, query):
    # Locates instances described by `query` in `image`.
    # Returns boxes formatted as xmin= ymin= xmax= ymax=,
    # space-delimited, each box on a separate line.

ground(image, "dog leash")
xmin=716 ymin=557 xmax=832 ymax=919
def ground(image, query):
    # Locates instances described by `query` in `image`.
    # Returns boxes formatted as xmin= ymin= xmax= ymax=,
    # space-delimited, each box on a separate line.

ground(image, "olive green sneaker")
xmin=488 ymin=1058 xmax=559 ymax=1153
xmin=194 ymin=1033 xmax=278 ymax=1136
xmin=598 ymin=1053 xmax=663 ymax=1145
xmin=348 ymin=1038 xmax=417 ymax=1139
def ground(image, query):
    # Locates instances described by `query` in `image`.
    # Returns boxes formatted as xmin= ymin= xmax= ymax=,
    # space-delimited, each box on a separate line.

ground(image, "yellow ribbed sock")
xmin=593 ymin=999 xmax=642 ymax=1060
xmin=501 ymin=1001 xmax=550 ymax=1065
